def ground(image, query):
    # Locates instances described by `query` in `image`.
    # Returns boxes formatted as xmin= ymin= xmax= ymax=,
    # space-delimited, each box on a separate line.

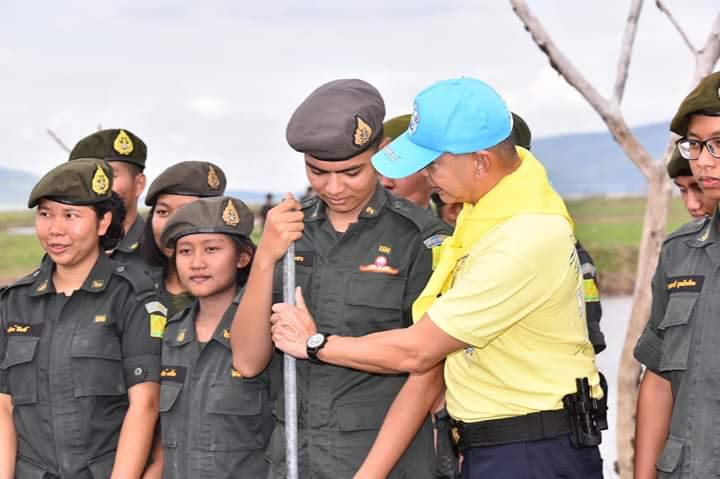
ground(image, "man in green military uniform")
xmin=229 ymin=79 xmax=451 ymax=478
xmin=667 ymin=145 xmax=718 ymax=218
xmin=634 ymin=71 xmax=720 ymax=478
xmin=69 ymin=128 xmax=148 ymax=266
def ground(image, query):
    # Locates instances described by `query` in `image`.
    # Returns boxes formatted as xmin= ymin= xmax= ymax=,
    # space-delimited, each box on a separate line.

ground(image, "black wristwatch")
xmin=307 ymin=332 xmax=332 ymax=363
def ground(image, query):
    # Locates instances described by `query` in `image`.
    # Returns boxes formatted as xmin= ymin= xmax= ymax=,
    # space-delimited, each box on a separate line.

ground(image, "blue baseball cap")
xmin=372 ymin=77 xmax=512 ymax=179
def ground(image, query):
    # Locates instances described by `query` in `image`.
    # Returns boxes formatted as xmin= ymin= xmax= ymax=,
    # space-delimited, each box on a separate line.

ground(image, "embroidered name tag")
xmin=160 ymin=366 xmax=187 ymax=383
xmin=294 ymin=251 xmax=315 ymax=267
xmin=6 ymin=323 xmax=43 ymax=336
xmin=666 ymin=275 xmax=704 ymax=293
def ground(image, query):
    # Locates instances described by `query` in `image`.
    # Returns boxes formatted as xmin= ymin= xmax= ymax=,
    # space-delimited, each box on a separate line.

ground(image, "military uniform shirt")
xmin=160 ymin=292 xmax=273 ymax=479
xmin=267 ymin=186 xmax=451 ymax=479
xmin=0 ymin=253 xmax=163 ymax=478
xmin=110 ymin=214 xmax=145 ymax=270
xmin=634 ymin=211 xmax=720 ymax=478
xmin=148 ymin=265 xmax=194 ymax=319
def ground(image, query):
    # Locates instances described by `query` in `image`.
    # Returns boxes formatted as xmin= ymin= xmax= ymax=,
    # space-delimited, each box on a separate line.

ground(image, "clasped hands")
xmin=271 ymin=287 xmax=318 ymax=359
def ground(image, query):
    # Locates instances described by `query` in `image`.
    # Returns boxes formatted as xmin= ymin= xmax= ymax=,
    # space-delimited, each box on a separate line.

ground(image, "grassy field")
xmin=0 ymin=196 xmax=695 ymax=291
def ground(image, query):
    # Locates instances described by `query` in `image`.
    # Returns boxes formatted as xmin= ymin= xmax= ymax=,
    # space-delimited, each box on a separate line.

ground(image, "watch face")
xmin=307 ymin=333 xmax=325 ymax=348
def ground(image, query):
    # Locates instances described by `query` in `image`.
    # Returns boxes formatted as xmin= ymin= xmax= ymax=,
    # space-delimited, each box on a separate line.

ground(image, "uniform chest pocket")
xmin=204 ymin=381 xmax=271 ymax=451
xmin=658 ymin=295 xmax=697 ymax=372
xmin=0 ymin=336 xmax=40 ymax=405
xmin=159 ymin=381 xmax=183 ymax=448
xmin=343 ymin=274 xmax=406 ymax=334
xmin=70 ymin=330 xmax=126 ymax=397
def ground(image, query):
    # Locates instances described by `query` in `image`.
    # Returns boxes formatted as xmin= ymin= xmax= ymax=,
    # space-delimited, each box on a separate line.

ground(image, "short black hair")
xmin=93 ymin=191 xmax=126 ymax=251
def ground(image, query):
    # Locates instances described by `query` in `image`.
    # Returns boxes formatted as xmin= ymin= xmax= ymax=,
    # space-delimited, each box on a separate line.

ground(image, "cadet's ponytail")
xmin=93 ymin=191 xmax=126 ymax=251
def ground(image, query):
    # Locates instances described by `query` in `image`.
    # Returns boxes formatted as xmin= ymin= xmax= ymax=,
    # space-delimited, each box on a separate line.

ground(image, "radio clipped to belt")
xmin=562 ymin=373 xmax=608 ymax=448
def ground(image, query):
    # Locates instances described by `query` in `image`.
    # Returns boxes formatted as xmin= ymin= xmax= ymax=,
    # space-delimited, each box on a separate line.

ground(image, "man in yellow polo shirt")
xmin=270 ymin=77 xmax=604 ymax=478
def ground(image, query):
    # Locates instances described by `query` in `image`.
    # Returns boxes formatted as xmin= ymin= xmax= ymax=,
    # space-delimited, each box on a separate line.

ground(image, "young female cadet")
xmin=139 ymin=161 xmax=227 ymax=318
xmin=0 ymin=159 xmax=163 ymax=478
xmin=157 ymin=196 xmax=273 ymax=478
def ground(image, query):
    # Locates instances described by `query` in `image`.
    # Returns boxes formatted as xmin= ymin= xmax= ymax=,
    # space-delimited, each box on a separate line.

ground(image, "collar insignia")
xmin=222 ymin=199 xmax=240 ymax=226
xmin=223 ymin=329 xmax=230 ymax=339
xmin=113 ymin=129 xmax=134 ymax=155
xmin=130 ymin=242 xmax=139 ymax=251
xmin=91 ymin=279 xmax=104 ymax=289
xmin=353 ymin=115 xmax=372 ymax=147
xmin=36 ymin=280 xmax=48 ymax=292
xmin=91 ymin=165 xmax=110 ymax=195
xmin=176 ymin=329 xmax=186 ymax=342
xmin=231 ymin=368 xmax=243 ymax=378
xmin=207 ymin=165 xmax=221 ymax=190
xmin=698 ymin=227 xmax=710 ymax=242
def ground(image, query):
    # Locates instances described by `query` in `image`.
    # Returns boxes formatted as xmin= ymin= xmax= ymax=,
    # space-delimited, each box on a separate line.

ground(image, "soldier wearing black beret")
xmin=228 ymin=79 xmax=451 ymax=478
xmin=635 ymin=71 xmax=720 ymax=478
xmin=140 ymin=161 xmax=228 ymax=318
xmin=69 ymin=128 xmax=148 ymax=266
xmin=0 ymin=159 xmax=163 ymax=477
xmin=667 ymin=145 xmax=717 ymax=219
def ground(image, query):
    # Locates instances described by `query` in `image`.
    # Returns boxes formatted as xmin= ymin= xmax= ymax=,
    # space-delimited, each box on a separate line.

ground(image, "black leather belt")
xmin=451 ymin=409 xmax=571 ymax=450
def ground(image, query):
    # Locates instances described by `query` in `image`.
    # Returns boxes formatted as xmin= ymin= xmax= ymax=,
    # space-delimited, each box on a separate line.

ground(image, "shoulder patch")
xmin=423 ymin=234 xmax=448 ymax=249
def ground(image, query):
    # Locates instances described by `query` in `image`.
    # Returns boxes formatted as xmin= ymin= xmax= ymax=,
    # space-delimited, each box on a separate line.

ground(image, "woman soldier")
xmin=157 ymin=196 xmax=273 ymax=478
xmin=140 ymin=161 xmax=227 ymax=317
xmin=0 ymin=159 xmax=163 ymax=478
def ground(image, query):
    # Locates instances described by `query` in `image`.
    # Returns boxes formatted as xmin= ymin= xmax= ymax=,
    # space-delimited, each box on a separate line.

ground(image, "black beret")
xmin=670 ymin=71 xmax=720 ymax=136
xmin=29 ymin=159 xmax=113 ymax=208
xmin=161 ymin=196 xmax=254 ymax=248
xmin=667 ymin=145 xmax=692 ymax=178
xmin=69 ymin=129 xmax=147 ymax=169
xmin=145 ymin=161 xmax=227 ymax=206
xmin=286 ymin=79 xmax=385 ymax=161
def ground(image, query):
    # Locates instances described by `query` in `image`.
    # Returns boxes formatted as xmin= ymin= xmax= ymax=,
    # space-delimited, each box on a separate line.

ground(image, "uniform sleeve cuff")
xmin=634 ymin=328 xmax=663 ymax=373
xmin=123 ymin=354 xmax=161 ymax=387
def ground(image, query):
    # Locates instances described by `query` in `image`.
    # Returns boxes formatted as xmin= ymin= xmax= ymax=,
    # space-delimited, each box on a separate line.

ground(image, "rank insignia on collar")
xmin=359 ymin=256 xmax=399 ymax=275
xmin=207 ymin=165 xmax=221 ymax=189
xmin=130 ymin=242 xmax=139 ymax=251
xmin=36 ymin=280 xmax=48 ymax=292
xmin=222 ymin=199 xmax=240 ymax=226
xmin=91 ymin=279 xmax=104 ymax=289
xmin=698 ymin=227 xmax=710 ymax=242
xmin=91 ymin=165 xmax=110 ymax=195
xmin=231 ymin=368 xmax=243 ymax=378
xmin=223 ymin=329 xmax=230 ymax=339
xmin=365 ymin=206 xmax=375 ymax=215
xmin=176 ymin=329 xmax=186 ymax=342
xmin=113 ymin=129 xmax=134 ymax=155
xmin=353 ymin=115 xmax=372 ymax=147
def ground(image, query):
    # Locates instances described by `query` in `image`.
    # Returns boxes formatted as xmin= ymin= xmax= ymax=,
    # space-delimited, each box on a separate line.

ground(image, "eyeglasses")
xmin=676 ymin=137 xmax=720 ymax=160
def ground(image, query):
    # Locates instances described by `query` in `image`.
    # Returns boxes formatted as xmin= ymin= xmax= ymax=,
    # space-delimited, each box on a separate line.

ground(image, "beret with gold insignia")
xmin=286 ymin=79 xmax=385 ymax=161
xmin=145 ymin=161 xmax=227 ymax=206
xmin=28 ymin=159 xmax=113 ymax=208
xmin=382 ymin=112 xmax=532 ymax=150
xmin=670 ymin=71 xmax=720 ymax=136
xmin=160 ymin=196 xmax=254 ymax=248
xmin=667 ymin=145 xmax=692 ymax=178
xmin=69 ymin=129 xmax=147 ymax=169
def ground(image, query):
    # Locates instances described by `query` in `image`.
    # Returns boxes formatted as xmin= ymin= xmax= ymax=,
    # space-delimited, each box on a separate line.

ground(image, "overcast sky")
xmin=1 ymin=0 xmax=718 ymax=192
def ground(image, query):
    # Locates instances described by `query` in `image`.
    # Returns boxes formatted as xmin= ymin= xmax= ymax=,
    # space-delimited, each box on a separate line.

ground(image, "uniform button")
xmin=116 ymin=266 xmax=125 ymax=272
xmin=393 ymin=200 xmax=403 ymax=209
xmin=134 ymin=367 xmax=143 ymax=376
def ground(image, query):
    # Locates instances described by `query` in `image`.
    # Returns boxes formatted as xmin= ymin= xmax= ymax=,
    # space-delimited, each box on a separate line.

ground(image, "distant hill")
xmin=533 ymin=122 xmax=668 ymax=197
xmin=0 ymin=122 xmax=673 ymax=209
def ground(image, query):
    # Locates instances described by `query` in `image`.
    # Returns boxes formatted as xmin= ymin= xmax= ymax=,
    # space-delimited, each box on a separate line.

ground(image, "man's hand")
xmin=256 ymin=194 xmax=304 ymax=267
xmin=271 ymin=287 xmax=318 ymax=359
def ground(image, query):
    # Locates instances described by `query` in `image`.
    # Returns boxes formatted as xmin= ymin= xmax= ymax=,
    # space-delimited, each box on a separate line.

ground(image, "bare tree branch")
xmin=509 ymin=0 xmax=655 ymax=179
xmin=656 ymin=0 xmax=697 ymax=52
xmin=696 ymin=12 xmax=720 ymax=78
xmin=614 ymin=0 xmax=644 ymax=104
xmin=46 ymin=129 xmax=70 ymax=153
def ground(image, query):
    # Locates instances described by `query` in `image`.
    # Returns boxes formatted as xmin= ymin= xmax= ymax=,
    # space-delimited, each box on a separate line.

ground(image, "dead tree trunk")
xmin=509 ymin=1 xmax=720 ymax=477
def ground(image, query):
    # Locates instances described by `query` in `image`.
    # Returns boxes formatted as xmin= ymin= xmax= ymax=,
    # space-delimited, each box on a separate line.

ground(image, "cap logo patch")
xmin=222 ymin=199 xmax=240 ymax=226
xmin=91 ymin=165 xmax=110 ymax=195
xmin=113 ymin=129 xmax=134 ymax=156
xmin=409 ymin=103 xmax=420 ymax=135
xmin=207 ymin=165 xmax=221 ymax=190
xmin=353 ymin=116 xmax=373 ymax=147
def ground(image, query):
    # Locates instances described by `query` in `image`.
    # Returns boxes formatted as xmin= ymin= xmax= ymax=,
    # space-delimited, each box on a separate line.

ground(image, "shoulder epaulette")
xmin=3 ymin=268 xmax=42 ymax=293
xmin=387 ymin=195 xmax=452 ymax=241
xmin=664 ymin=215 xmax=711 ymax=244
xmin=111 ymin=263 xmax=157 ymax=300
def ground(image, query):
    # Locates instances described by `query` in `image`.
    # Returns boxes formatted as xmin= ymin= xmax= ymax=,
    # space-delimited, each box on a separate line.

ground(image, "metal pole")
xmin=283 ymin=243 xmax=299 ymax=479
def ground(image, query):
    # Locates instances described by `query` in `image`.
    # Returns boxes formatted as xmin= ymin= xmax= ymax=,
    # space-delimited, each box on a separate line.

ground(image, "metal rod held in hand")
xmin=283 ymin=242 xmax=299 ymax=479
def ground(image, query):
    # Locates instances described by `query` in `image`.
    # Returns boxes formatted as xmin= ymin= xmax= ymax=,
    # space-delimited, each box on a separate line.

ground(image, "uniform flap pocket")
xmin=205 ymin=382 xmax=263 ymax=416
xmin=658 ymin=295 xmax=697 ymax=330
xmin=15 ymin=456 xmax=47 ymax=478
xmin=70 ymin=331 xmax=122 ymax=360
xmin=159 ymin=381 xmax=183 ymax=413
xmin=87 ymin=450 xmax=115 ymax=479
xmin=336 ymin=400 xmax=390 ymax=432
xmin=0 ymin=336 xmax=39 ymax=369
xmin=346 ymin=274 xmax=404 ymax=310
xmin=656 ymin=436 xmax=684 ymax=473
